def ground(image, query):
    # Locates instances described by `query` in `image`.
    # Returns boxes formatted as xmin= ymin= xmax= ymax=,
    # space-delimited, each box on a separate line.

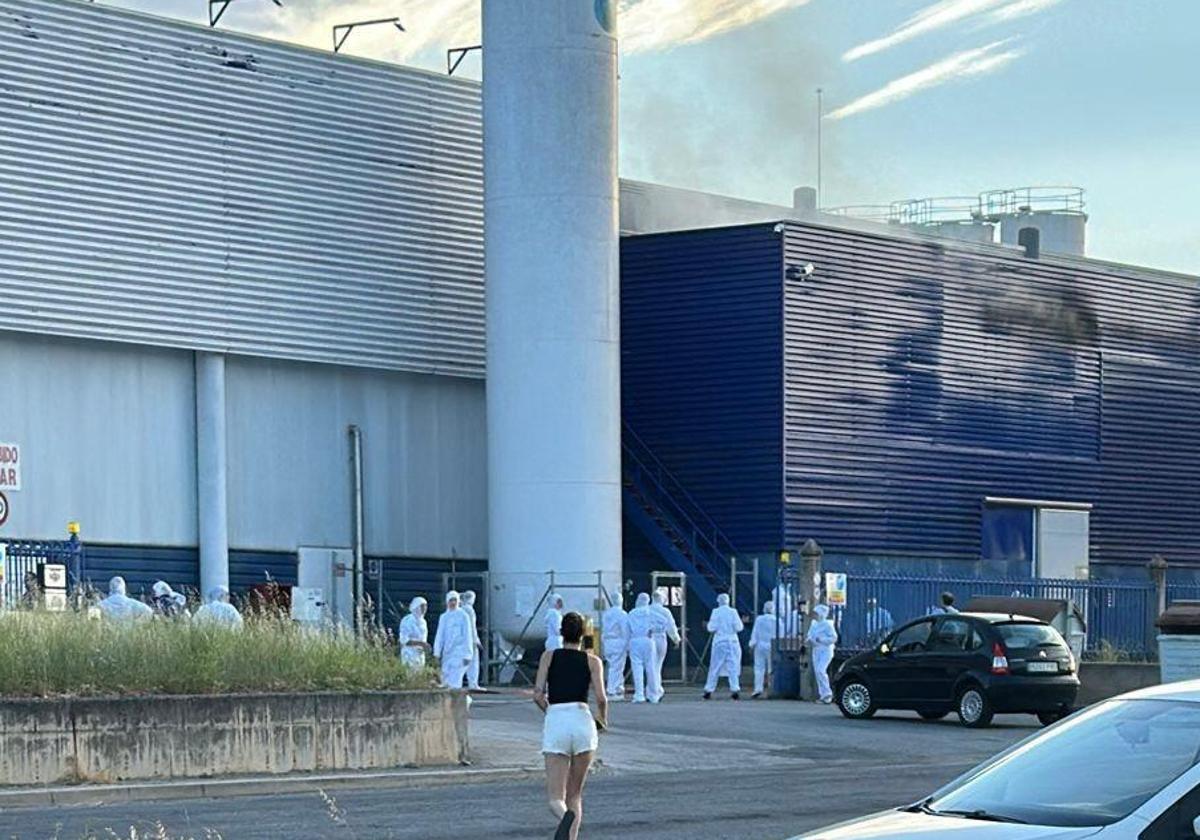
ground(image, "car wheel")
xmin=918 ymin=710 xmax=949 ymax=721
xmin=957 ymin=685 xmax=994 ymax=728
xmin=837 ymin=680 xmax=876 ymax=719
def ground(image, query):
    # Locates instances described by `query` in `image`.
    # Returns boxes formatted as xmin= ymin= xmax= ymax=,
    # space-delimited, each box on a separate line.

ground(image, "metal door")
xmin=650 ymin=571 xmax=688 ymax=684
xmin=297 ymin=547 xmax=354 ymax=627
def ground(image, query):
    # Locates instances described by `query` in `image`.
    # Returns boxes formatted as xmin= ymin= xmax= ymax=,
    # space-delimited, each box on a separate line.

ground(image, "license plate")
xmin=1027 ymin=661 xmax=1058 ymax=673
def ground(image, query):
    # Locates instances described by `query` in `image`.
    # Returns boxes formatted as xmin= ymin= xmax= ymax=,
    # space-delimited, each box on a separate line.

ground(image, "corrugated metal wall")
xmin=781 ymin=221 xmax=1200 ymax=571
xmin=0 ymin=0 xmax=483 ymax=377
xmin=621 ymin=225 xmax=784 ymax=550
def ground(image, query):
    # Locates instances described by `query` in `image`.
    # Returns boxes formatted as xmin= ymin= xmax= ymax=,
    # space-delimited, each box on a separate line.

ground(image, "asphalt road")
xmin=0 ymin=692 xmax=1041 ymax=840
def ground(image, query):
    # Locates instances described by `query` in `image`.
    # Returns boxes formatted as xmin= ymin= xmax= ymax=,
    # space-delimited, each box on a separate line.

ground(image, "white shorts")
xmin=542 ymin=703 xmax=599 ymax=756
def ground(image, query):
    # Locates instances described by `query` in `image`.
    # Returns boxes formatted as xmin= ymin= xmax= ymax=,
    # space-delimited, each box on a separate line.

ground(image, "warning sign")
xmin=825 ymin=572 xmax=848 ymax=607
xmin=0 ymin=444 xmax=19 ymax=492
xmin=0 ymin=491 xmax=8 ymax=528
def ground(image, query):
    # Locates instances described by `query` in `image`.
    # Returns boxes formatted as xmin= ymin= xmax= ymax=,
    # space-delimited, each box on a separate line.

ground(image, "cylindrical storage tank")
xmin=999 ymin=211 xmax=1087 ymax=257
xmin=483 ymin=0 xmax=622 ymax=648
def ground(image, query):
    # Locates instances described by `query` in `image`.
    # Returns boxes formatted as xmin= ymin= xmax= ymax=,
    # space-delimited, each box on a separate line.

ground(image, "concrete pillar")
xmin=799 ymin=538 xmax=823 ymax=701
xmin=195 ymin=352 xmax=229 ymax=594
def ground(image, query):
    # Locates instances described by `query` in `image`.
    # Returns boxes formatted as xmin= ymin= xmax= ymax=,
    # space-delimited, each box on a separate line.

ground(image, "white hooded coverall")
xmin=97 ymin=577 xmax=153 ymax=623
xmin=601 ymin=599 xmax=631 ymax=699
xmin=748 ymin=601 xmax=777 ymax=696
xmin=462 ymin=591 xmax=482 ymax=689
xmin=545 ymin=595 xmax=564 ymax=652
xmin=807 ymin=604 xmax=838 ymax=703
xmin=434 ymin=591 xmax=474 ymax=689
xmin=627 ymin=593 xmax=659 ymax=703
xmin=398 ymin=597 xmax=429 ymax=669
xmin=705 ymin=594 xmax=745 ymax=694
xmin=650 ymin=592 xmax=681 ymax=702
xmin=193 ymin=585 xmax=244 ymax=629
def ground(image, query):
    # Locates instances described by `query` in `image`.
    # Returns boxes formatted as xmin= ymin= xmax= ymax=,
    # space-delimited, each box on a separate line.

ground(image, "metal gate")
xmin=1 ymin=537 xmax=85 ymax=609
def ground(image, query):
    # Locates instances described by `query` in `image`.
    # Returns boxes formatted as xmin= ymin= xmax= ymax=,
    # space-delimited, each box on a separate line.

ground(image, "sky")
xmin=101 ymin=0 xmax=1200 ymax=276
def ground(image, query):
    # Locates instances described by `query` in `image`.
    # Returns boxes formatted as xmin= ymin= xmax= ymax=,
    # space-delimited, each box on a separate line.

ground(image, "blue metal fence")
xmin=833 ymin=573 xmax=1161 ymax=656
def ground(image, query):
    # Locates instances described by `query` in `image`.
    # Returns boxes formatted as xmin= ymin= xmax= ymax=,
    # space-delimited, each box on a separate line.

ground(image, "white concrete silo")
xmin=483 ymin=0 xmax=622 ymax=649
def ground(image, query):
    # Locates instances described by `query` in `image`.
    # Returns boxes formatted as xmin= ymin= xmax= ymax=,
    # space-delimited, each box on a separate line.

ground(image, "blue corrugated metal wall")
xmin=374 ymin=556 xmax=487 ymax=631
xmin=82 ymin=546 xmax=297 ymax=597
xmin=781 ymin=222 xmax=1200 ymax=572
xmin=621 ymin=225 xmax=784 ymax=551
xmin=621 ymin=221 xmax=1200 ymax=577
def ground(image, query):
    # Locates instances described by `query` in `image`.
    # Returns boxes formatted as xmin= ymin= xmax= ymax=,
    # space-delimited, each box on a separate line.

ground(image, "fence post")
xmin=1148 ymin=555 xmax=1169 ymax=657
xmin=799 ymin=539 xmax=823 ymax=701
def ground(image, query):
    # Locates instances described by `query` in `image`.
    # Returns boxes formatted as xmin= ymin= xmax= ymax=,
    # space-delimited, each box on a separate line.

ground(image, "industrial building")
xmin=1 ymin=0 xmax=1198 ymax=643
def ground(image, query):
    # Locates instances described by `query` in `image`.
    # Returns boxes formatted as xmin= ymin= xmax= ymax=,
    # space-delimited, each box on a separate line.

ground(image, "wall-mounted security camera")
xmin=786 ymin=263 xmax=816 ymax=281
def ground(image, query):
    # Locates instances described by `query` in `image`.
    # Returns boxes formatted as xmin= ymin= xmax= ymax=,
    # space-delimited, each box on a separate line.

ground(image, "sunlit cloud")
xmin=843 ymin=0 xmax=1008 ymax=62
xmin=827 ymin=40 xmax=1023 ymax=120
xmin=986 ymin=0 xmax=1066 ymax=23
xmin=620 ymin=0 xmax=811 ymax=54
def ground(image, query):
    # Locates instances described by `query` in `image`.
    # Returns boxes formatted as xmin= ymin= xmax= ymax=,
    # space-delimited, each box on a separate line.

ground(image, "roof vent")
xmin=1018 ymin=226 xmax=1040 ymax=259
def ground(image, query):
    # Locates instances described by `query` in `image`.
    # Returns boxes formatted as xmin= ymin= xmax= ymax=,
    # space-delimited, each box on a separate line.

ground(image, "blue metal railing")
xmin=832 ymin=572 xmax=1161 ymax=656
xmin=622 ymin=422 xmax=754 ymax=613
xmin=1 ymin=537 xmax=86 ymax=606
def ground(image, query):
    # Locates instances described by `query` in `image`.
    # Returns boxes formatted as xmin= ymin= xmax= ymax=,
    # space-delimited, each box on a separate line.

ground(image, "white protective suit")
xmin=462 ymin=590 xmax=483 ymax=690
xmin=748 ymin=601 xmax=777 ymax=697
xmin=627 ymin=593 xmax=659 ymax=703
xmin=704 ymin=594 xmax=745 ymax=695
xmin=398 ymin=596 xmax=429 ymax=670
xmin=193 ymin=586 xmax=244 ymax=629
xmin=97 ymin=577 xmax=153 ymax=623
xmin=545 ymin=594 xmax=565 ymax=652
xmin=807 ymin=604 xmax=838 ymax=703
xmin=434 ymin=591 xmax=474 ymax=689
xmin=150 ymin=581 xmax=188 ymax=618
xmin=650 ymin=592 xmax=681 ymax=702
xmin=601 ymin=595 xmax=631 ymax=700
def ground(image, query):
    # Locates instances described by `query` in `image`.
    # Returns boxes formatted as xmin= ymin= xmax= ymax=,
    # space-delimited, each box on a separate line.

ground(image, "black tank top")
xmin=547 ymin=649 xmax=591 ymax=705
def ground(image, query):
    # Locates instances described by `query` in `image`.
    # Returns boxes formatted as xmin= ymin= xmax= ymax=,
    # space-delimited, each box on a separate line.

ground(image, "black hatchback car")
xmin=834 ymin=612 xmax=1080 ymax=728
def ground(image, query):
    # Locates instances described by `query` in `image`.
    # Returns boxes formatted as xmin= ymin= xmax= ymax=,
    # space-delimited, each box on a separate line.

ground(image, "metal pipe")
xmin=195 ymin=352 xmax=229 ymax=596
xmin=349 ymin=425 xmax=365 ymax=634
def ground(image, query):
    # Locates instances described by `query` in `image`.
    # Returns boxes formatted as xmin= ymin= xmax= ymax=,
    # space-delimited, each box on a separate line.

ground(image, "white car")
xmin=793 ymin=680 xmax=1200 ymax=839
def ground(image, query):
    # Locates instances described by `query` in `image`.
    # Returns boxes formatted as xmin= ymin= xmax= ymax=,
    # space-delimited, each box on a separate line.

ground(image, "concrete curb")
xmin=0 ymin=766 xmax=540 ymax=809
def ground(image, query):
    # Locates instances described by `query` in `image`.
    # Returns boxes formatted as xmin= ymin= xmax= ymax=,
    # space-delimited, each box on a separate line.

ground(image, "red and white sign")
xmin=0 ymin=444 xmax=19 ymax=491
xmin=0 ymin=491 xmax=8 ymax=528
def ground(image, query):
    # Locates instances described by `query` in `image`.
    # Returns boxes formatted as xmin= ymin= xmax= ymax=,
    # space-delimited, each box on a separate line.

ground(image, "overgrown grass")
xmin=0 ymin=611 xmax=436 ymax=698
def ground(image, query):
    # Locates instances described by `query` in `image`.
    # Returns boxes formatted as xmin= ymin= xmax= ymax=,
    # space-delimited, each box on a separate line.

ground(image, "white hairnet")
xmin=652 ymin=591 xmax=665 ymax=605
xmin=764 ymin=601 xmax=775 ymax=615
xmin=409 ymin=596 xmax=428 ymax=613
xmin=151 ymin=581 xmax=173 ymax=599
xmin=108 ymin=576 xmax=127 ymax=596
xmin=550 ymin=593 xmax=564 ymax=608
xmin=446 ymin=590 xmax=460 ymax=605
xmin=814 ymin=604 xmax=830 ymax=619
xmin=208 ymin=585 xmax=230 ymax=604
xmin=635 ymin=592 xmax=651 ymax=607
xmin=717 ymin=593 xmax=730 ymax=607
xmin=462 ymin=590 xmax=476 ymax=606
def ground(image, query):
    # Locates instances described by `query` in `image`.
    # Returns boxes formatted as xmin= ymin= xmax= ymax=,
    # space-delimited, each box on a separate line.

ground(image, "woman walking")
xmin=534 ymin=612 xmax=608 ymax=840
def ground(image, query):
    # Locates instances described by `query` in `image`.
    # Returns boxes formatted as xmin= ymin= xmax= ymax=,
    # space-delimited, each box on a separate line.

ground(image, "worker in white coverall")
xmin=193 ymin=585 xmax=244 ymax=630
xmin=601 ymin=592 xmax=631 ymax=700
xmin=627 ymin=593 xmax=659 ymax=703
xmin=433 ymin=590 xmax=473 ymax=690
xmin=748 ymin=601 xmax=777 ymax=699
xmin=462 ymin=590 xmax=483 ymax=690
xmin=649 ymin=591 xmax=681 ymax=702
xmin=806 ymin=603 xmax=838 ymax=703
xmin=545 ymin=593 xmax=565 ymax=652
xmin=398 ymin=596 xmax=430 ymax=669
xmin=704 ymin=593 xmax=745 ymax=700
xmin=97 ymin=576 xmax=153 ymax=623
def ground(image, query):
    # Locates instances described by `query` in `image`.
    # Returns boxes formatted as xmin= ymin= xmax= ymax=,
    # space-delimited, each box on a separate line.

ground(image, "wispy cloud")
xmin=843 ymin=0 xmax=1009 ymax=62
xmin=620 ymin=0 xmax=811 ymax=54
xmin=842 ymin=0 xmax=1064 ymax=62
xmin=986 ymin=0 xmax=1066 ymax=23
xmin=827 ymin=40 xmax=1023 ymax=120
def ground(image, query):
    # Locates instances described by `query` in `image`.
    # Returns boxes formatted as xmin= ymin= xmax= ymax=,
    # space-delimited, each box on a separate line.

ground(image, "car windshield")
xmin=929 ymin=699 xmax=1200 ymax=827
xmin=996 ymin=623 xmax=1063 ymax=648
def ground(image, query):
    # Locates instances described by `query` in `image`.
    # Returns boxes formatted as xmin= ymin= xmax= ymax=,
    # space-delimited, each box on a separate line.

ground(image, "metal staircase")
xmin=622 ymin=422 xmax=756 ymax=615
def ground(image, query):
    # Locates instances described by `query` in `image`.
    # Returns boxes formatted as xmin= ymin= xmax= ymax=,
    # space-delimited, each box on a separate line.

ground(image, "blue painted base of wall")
xmin=81 ymin=545 xmax=296 ymax=598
